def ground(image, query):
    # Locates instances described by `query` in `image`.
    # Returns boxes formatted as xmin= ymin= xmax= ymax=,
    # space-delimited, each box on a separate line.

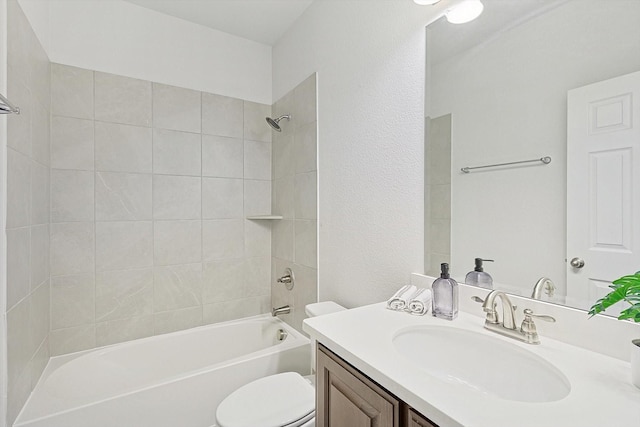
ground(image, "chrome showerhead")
xmin=265 ymin=114 xmax=291 ymax=132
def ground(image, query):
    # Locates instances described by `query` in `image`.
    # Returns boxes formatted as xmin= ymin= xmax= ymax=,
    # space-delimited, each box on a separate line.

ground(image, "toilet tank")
xmin=304 ymin=302 xmax=346 ymax=373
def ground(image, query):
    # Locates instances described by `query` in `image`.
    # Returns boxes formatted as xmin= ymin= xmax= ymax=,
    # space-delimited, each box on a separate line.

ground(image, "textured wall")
xmin=49 ymin=64 xmax=273 ymax=356
xmin=273 ymin=1 xmax=438 ymax=307
xmin=270 ymin=74 xmax=318 ymax=332
xmin=5 ymin=0 xmax=51 ymax=423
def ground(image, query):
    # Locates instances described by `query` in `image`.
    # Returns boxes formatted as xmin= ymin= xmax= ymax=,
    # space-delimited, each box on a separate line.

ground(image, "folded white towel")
xmin=386 ymin=285 xmax=418 ymax=311
xmin=408 ymin=288 xmax=432 ymax=316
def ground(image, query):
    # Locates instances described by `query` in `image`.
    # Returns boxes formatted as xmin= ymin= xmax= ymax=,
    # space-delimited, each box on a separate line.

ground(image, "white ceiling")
xmin=125 ymin=0 xmax=314 ymax=46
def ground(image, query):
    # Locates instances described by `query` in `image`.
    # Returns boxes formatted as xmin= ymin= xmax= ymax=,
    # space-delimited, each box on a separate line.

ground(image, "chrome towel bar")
xmin=461 ymin=156 xmax=551 ymax=173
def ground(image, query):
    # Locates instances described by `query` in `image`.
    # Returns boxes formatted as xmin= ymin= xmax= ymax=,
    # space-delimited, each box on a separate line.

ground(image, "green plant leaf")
xmin=588 ymin=272 xmax=640 ymax=321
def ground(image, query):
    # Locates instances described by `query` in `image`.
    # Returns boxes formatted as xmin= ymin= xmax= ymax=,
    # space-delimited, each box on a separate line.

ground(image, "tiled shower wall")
xmin=6 ymin=0 xmax=51 ymax=423
xmin=271 ymin=74 xmax=318 ymax=332
xmin=49 ymin=63 xmax=273 ymax=355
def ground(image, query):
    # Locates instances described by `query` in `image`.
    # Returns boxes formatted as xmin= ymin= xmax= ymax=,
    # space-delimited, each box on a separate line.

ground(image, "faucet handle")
xmin=471 ymin=295 xmax=517 ymax=311
xmin=523 ymin=308 xmax=556 ymax=323
xmin=521 ymin=308 xmax=555 ymax=344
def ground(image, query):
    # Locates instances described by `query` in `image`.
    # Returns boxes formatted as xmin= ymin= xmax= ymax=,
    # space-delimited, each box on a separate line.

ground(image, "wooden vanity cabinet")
xmin=316 ymin=344 xmax=439 ymax=427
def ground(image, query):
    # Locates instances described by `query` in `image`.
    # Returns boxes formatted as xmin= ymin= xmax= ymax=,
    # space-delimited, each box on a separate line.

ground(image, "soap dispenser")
xmin=465 ymin=258 xmax=494 ymax=289
xmin=432 ymin=263 xmax=458 ymax=320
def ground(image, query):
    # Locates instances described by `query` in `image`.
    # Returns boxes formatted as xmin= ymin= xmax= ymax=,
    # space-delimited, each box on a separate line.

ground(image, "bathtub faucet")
xmin=272 ymin=305 xmax=291 ymax=317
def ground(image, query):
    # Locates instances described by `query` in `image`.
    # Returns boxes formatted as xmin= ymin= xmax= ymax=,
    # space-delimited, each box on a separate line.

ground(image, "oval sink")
xmin=392 ymin=326 xmax=571 ymax=403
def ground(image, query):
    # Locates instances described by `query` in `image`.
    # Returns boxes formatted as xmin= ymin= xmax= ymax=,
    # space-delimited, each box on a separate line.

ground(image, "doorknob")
xmin=570 ymin=257 xmax=585 ymax=268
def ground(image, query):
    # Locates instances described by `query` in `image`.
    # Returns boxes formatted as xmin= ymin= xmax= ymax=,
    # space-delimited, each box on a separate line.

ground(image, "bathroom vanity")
xmin=304 ymin=289 xmax=640 ymax=427
xmin=317 ymin=343 xmax=436 ymax=427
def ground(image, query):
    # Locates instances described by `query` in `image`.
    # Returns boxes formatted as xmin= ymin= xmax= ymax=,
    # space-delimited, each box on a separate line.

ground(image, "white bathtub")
xmin=15 ymin=315 xmax=310 ymax=427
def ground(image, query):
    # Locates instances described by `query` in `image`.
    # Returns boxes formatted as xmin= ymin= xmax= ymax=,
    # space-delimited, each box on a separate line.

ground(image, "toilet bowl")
xmin=215 ymin=302 xmax=345 ymax=427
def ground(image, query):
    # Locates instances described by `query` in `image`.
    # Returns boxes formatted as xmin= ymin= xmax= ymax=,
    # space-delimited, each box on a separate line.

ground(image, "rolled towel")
xmin=408 ymin=288 xmax=432 ymax=316
xmin=386 ymin=285 xmax=418 ymax=311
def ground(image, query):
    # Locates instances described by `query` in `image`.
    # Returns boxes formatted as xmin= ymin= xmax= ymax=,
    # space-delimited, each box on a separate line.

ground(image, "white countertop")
xmin=303 ymin=303 xmax=640 ymax=427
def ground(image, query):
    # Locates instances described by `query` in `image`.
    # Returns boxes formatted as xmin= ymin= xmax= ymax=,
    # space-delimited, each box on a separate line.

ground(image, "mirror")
xmin=425 ymin=0 xmax=640 ymax=312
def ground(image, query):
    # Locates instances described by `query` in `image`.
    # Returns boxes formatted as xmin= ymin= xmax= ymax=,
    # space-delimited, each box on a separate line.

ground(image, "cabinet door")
xmin=317 ymin=344 xmax=400 ymax=427
xmin=407 ymin=408 xmax=438 ymax=427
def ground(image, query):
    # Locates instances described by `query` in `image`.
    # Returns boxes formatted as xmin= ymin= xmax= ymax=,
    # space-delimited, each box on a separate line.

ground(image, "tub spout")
xmin=272 ymin=305 xmax=291 ymax=317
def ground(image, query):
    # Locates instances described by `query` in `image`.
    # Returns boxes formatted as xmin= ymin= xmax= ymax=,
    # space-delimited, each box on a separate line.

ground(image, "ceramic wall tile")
xmin=202 ymin=219 xmax=244 ymax=262
xmin=202 ymin=92 xmax=243 ymax=138
xmin=30 ymin=337 xmax=49 ymax=390
xmin=51 ymin=63 xmax=94 ymax=120
xmin=244 ymin=101 xmax=272 ymax=143
xmin=96 ymin=268 xmax=154 ymax=322
xmin=95 ymin=221 xmax=153 ymax=271
xmin=245 ymin=220 xmax=271 ymax=258
xmin=51 ymin=274 xmax=95 ymax=329
xmin=202 ymin=178 xmax=243 ymax=219
xmin=95 ymin=315 xmax=154 ymax=347
xmin=95 ymin=172 xmax=153 ymax=221
xmin=153 ymin=220 xmax=202 ymax=266
xmin=203 ymin=296 xmax=269 ymax=325
xmin=153 ymin=83 xmax=201 ymax=133
xmin=30 ymin=224 xmax=49 ymax=289
xmin=31 ymin=161 xmax=50 ymax=225
xmin=153 ymin=129 xmax=201 ymax=176
xmin=244 ymin=140 xmax=272 ymax=180
xmin=273 ymin=133 xmax=293 ymax=180
xmin=293 ymin=74 xmax=317 ymax=128
xmin=244 ymin=257 xmax=271 ymax=298
xmin=50 ymin=222 xmax=95 ymax=277
xmin=294 ymin=121 xmax=317 ymax=173
xmin=51 ymin=116 xmax=94 ymax=170
xmin=153 ymin=175 xmax=201 ymax=220
xmin=154 ymin=307 xmax=202 ymax=335
xmin=7 ymin=228 xmax=30 ymax=310
xmin=272 ymin=220 xmax=294 ymax=262
xmin=202 ymin=135 xmax=243 ymax=178
xmin=31 ymin=100 xmax=50 ymax=166
xmin=244 ymin=180 xmax=272 ymax=217
xmin=51 ymin=169 xmax=94 ymax=223
xmin=50 ymin=324 xmax=96 ymax=356
xmin=294 ymin=220 xmax=317 ymax=269
xmin=154 ymin=263 xmax=203 ymax=311
xmin=273 ymin=176 xmax=294 ymax=219
xmin=202 ymin=259 xmax=245 ymax=304
xmin=94 ymin=72 xmax=152 ymax=126
xmin=7 ymin=148 xmax=31 ymax=228
xmin=7 ymin=298 xmax=31 ymax=388
xmin=7 ymin=75 xmax=32 ymax=157
xmin=95 ymin=122 xmax=152 ymax=173
xmin=294 ymin=172 xmax=317 ymax=220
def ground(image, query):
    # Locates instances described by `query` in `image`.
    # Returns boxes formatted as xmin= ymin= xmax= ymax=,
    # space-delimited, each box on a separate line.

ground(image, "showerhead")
xmin=265 ymin=114 xmax=291 ymax=132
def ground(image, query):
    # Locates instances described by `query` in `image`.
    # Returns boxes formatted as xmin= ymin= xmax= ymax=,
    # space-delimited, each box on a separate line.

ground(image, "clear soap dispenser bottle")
xmin=432 ymin=263 xmax=458 ymax=320
xmin=465 ymin=258 xmax=494 ymax=289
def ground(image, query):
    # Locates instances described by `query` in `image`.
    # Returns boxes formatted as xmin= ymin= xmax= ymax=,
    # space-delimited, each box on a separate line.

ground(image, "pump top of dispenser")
xmin=465 ymin=258 xmax=494 ymax=289
xmin=473 ymin=258 xmax=493 ymax=272
xmin=440 ymin=263 xmax=451 ymax=279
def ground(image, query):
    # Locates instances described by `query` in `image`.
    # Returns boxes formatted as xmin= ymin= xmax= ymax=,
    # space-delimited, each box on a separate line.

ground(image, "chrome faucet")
xmin=531 ymin=277 xmax=555 ymax=300
xmin=277 ymin=268 xmax=294 ymax=290
xmin=474 ymin=290 xmax=556 ymax=345
xmin=272 ymin=305 xmax=291 ymax=317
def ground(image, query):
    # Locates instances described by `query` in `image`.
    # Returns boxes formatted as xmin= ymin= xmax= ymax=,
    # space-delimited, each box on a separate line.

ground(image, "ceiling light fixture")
xmin=445 ymin=0 xmax=484 ymax=24
xmin=413 ymin=0 xmax=441 ymax=5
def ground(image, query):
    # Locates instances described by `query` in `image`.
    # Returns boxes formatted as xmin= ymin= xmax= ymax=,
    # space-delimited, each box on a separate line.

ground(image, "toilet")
xmin=215 ymin=301 xmax=346 ymax=427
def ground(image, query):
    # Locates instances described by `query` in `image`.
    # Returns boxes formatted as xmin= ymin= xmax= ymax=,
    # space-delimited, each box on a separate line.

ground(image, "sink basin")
xmin=392 ymin=326 xmax=571 ymax=403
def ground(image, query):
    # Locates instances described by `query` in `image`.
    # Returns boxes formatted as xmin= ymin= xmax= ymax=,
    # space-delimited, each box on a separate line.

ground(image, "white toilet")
xmin=215 ymin=301 xmax=346 ymax=427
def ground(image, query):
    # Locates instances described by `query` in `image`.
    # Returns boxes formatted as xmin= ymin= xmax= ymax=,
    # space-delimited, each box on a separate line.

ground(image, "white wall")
xmin=20 ymin=0 xmax=272 ymax=104
xmin=274 ymin=1 xmax=441 ymax=307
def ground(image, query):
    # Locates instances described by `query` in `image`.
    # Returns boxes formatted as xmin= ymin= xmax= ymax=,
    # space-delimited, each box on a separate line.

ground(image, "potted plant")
xmin=589 ymin=271 xmax=640 ymax=389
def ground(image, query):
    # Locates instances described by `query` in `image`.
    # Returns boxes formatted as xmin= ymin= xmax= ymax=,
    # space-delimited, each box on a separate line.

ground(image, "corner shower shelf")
xmin=246 ymin=215 xmax=283 ymax=220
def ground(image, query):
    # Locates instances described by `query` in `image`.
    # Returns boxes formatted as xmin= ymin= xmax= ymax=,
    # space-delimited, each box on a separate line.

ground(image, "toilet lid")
xmin=216 ymin=372 xmax=315 ymax=427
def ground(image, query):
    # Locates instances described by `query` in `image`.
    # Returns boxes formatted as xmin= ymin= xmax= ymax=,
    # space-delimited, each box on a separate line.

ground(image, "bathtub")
xmin=15 ymin=314 xmax=310 ymax=427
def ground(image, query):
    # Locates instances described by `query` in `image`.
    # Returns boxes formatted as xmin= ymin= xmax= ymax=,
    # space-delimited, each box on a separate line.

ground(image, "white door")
xmin=566 ymin=71 xmax=640 ymax=311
